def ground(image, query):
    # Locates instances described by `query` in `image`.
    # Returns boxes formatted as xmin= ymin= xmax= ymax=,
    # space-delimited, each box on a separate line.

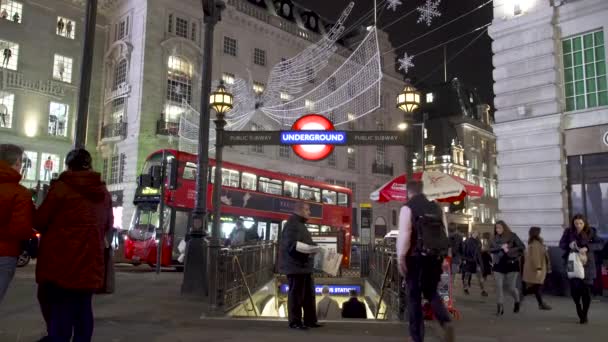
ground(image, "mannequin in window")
xmin=0 ymin=104 xmax=7 ymax=127
xmin=1 ymin=9 xmax=8 ymax=19
xmin=21 ymin=155 xmax=32 ymax=178
xmin=3 ymin=48 xmax=11 ymax=67
xmin=57 ymin=18 xmax=65 ymax=34
xmin=58 ymin=62 xmax=65 ymax=80
xmin=43 ymin=157 xmax=54 ymax=181
xmin=66 ymin=21 xmax=73 ymax=37
xmin=12 ymin=12 xmax=19 ymax=23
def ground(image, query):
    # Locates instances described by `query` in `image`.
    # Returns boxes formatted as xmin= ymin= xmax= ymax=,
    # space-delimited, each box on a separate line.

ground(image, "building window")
xmin=165 ymin=56 xmax=193 ymax=122
xmin=117 ymin=17 xmax=129 ymax=40
xmin=253 ymin=48 xmax=266 ymax=66
xmin=21 ymin=151 xmax=37 ymax=181
xmin=280 ymin=92 xmax=292 ymax=101
xmin=0 ymin=1 xmax=22 ymax=23
xmin=109 ymin=155 xmax=119 ymax=185
xmin=48 ymin=102 xmax=69 ymax=137
xmin=279 ymin=145 xmax=290 ymax=159
xmin=222 ymin=72 xmax=235 ymax=85
xmin=113 ymin=59 xmax=128 ymax=90
xmin=53 ymin=54 xmax=73 ymax=83
xmin=481 ymin=139 xmax=486 ymax=150
xmin=191 ymin=22 xmax=197 ymax=41
xmin=0 ymin=91 xmax=15 ymax=129
xmin=426 ymin=92 xmax=434 ymax=103
xmin=119 ymin=153 xmax=126 ymax=183
xmin=1 ymin=39 xmax=19 ymax=70
xmin=346 ymin=181 xmax=356 ymax=198
xmin=167 ymin=14 xmax=173 ymax=33
xmin=563 ymin=30 xmax=607 ymax=111
xmin=253 ymin=81 xmax=265 ymax=94
xmin=347 ymin=148 xmax=356 ymax=169
xmin=251 ymin=124 xmax=264 ymax=153
xmin=568 ymin=154 xmax=608 ymax=235
xmin=101 ymin=158 xmax=108 ymax=182
xmin=224 ymin=36 xmax=237 ymax=56
xmin=347 ymin=113 xmax=356 ymax=130
xmin=56 ymin=17 xmax=75 ymax=39
xmin=40 ymin=153 xmax=60 ymax=182
xmin=109 ymin=98 xmax=125 ymax=123
xmin=471 ymin=155 xmax=479 ymax=170
xmin=175 ymin=17 xmax=188 ymax=38
xmin=482 ymin=162 xmax=487 ymax=172
xmin=375 ymin=145 xmax=386 ymax=165
xmin=327 ymin=152 xmax=336 ymax=166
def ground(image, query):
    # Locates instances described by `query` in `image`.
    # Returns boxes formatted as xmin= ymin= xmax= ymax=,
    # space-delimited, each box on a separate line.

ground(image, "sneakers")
xmin=538 ymin=302 xmax=552 ymax=311
xmin=443 ymin=323 xmax=455 ymax=342
xmin=481 ymin=290 xmax=488 ymax=297
xmin=289 ymin=322 xmax=308 ymax=330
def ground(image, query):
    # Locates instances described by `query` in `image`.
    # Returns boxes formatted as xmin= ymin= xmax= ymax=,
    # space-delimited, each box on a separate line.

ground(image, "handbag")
xmin=567 ymin=252 xmax=585 ymax=279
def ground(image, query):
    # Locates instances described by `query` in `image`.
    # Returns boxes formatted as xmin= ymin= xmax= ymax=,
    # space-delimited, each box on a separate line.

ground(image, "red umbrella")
xmin=370 ymin=171 xmax=484 ymax=203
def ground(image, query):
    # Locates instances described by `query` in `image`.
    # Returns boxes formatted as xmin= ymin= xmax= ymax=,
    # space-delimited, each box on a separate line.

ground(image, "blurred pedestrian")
xmin=317 ymin=286 xmax=341 ymax=320
xmin=398 ymin=180 xmax=454 ymax=342
xmin=35 ymin=149 xmax=112 ymax=341
xmin=448 ymin=225 xmax=463 ymax=279
xmin=559 ymin=214 xmax=604 ymax=324
xmin=522 ymin=227 xmax=552 ymax=310
xmin=462 ymin=231 xmax=487 ymax=297
xmin=227 ymin=218 xmax=246 ymax=246
xmin=0 ymin=144 xmax=34 ymax=305
xmin=490 ymin=220 xmax=525 ymax=316
xmin=341 ymin=289 xmax=367 ymax=319
xmin=279 ymin=201 xmax=322 ymax=330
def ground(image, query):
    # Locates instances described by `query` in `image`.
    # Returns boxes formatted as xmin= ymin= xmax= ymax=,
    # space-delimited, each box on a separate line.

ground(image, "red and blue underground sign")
xmin=281 ymin=114 xmax=346 ymax=161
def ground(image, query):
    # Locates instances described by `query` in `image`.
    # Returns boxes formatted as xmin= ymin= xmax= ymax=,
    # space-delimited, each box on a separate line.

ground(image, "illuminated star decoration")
xmin=386 ymin=0 xmax=403 ymax=12
xmin=397 ymin=52 xmax=415 ymax=74
xmin=417 ymin=0 xmax=441 ymax=26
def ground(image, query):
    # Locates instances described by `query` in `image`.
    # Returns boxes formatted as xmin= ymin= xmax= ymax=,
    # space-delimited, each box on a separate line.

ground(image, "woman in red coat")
xmin=35 ymin=149 xmax=112 ymax=342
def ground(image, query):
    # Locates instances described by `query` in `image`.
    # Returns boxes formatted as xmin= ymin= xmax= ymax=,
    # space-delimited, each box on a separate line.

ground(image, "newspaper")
xmin=314 ymin=245 xmax=343 ymax=276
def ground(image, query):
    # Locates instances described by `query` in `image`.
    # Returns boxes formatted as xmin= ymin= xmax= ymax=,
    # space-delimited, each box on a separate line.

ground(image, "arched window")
xmin=113 ymin=59 xmax=128 ymax=90
xmin=165 ymin=56 xmax=193 ymax=122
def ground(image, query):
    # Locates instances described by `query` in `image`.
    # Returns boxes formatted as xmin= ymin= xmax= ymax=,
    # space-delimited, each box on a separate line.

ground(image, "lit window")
xmin=283 ymin=181 xmax=298 ymax=198
xmin=110 ymin=98 xmax=125 ymax=123
xmin=167 ymin=56 xmax=193 ymax=104
xmin=305 ymin=99 xmax=314 ymax=109
xmin=176 ymin=17 xmax=188 ymax=38
xmin=222 ymin=72 xmax=235 ymax=85
xmin=482 ymin=162 xmax=487 ymax=172
xmin=280 ymin=92 xmax=292 ymax=101
xmin=327 ymin=152 xmax=336 ymax=166
xmin=241 ymin=172 xmax=257 ymax=191
xmin=0 ymin=91 xmax=15 ymax=129
xmin=347 ymin=148 xmax=356 ymax=169
xmin=563 ymin=30 xmax=607 ymax=111
xmin=259 ymin=177 xmax=282 ymax=195
xmin=253 ymin=81 xmax=265 ymax=94
xmin=109 ymin=154 xmax=119 ymax=184
xmin=426 ymin=92 xmax=434 ymax=103
xmin=0 ymin=39 xmax=19 ymax=70
xmin=53 ymin=54 xmax=73 ymax=83
xmin=300 ymin=185 xmax=320 ymax=202
xmin=0 ymin=1 xmax=22 ymax=23
xmin=40 ymin=153 xmax=60 ymax=182
xmin=347 ymin=113 xmax=356 ymax=130
xmin=253 ymin=48 xmax=266 ymax=66
xmin=48 ymin=102 xmax=69 ymax=137
xmin=223 ymin=36 xmax=237 ymax=56
xmin=56 ymin=17 xmax=75 ymax=39
xmin=279 ymin=145 xmax=290 ymax=158
xmin=21 ymin=151 xmax=37 ymax=181
xmin=113 ymin=59 xmax=128 ymax=89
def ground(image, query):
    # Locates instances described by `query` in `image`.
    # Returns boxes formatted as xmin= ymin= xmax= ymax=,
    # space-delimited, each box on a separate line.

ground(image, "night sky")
xmin=299 ymin=0 xmax=494 ymax=106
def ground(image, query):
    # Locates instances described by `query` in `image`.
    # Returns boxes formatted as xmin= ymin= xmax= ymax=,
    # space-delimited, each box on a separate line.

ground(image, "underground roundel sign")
xmin=280 ymin=114 xmax=346 ymax=161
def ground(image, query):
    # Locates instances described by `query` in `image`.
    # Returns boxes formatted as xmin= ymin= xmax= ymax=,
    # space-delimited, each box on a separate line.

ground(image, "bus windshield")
xmin=128 ymin=206 xmax=159 ymax=241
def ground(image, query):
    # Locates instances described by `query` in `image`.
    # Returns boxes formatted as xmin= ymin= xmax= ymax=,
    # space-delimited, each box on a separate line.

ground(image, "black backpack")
xmin=412 ymin=200 xmax=449 ymax=257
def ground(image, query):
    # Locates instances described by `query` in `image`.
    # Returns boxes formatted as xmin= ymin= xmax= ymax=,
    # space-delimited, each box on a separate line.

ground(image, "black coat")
xmin=279 ymin=214 xmax=315 ymax=275
xmin=341 ymin=298 xmax=367 ymax=319
xmin=462 ymin=237 xmax=483 ymax=273
xmin=559 ymin=227 xmax=604 ymax=285
xmin=490 ymin=232 xmax=525 ymax=274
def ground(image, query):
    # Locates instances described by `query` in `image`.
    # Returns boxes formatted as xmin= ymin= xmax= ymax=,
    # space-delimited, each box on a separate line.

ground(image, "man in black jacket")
xmin=279 ymin=201 xmax=321 ymax=330
xmin=341 ymin=289 xmax=367 ymax=319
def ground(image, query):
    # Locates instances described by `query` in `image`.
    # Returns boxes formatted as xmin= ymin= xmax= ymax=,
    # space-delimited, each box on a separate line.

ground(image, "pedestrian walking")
xmin=448 ymin=226 xmax=463 ymax=281
xmin=279 ymin=201 xmax=322 ymax=330
xmin=316 ymin=286 xmax=341 ymax=320
xmin=397 ymin=180 xmax=454 ymax=342
xmin=34 ymin=149 xmax=112 ymax=341
xmin=462 ymin=231 xmax=488 ymax=297
xmin=227 ymin=218 xmax=247 ymax=246
xmin=490 ymin=220 xmax=525 ymax=316
xmin=559 ymin=214 xmax=604 ymax=324
xmin=0 ymin=144 xmax=34 ymax=305
xmin=341 ymin=289 xmax=367 ymax=319
xmin=522 ymin=227 xmax=552 ymax=310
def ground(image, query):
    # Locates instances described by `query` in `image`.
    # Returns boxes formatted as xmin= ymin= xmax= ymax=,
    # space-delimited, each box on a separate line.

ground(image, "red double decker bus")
xmin=124 ymin=149 xmax=353 ymax=269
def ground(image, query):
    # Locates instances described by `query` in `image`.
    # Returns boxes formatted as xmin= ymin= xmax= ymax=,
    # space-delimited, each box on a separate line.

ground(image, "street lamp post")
xmin=181 ymin=0 xmax=225 ymax=297
xmin=396 ymin=80 xmax=421 ymax=180
xmin=207 ymin=82 xmax=233 ymax=308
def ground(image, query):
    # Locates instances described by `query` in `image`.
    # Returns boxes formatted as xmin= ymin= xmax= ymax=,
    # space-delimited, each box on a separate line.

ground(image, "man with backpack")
xmin=397 ymin=180 xmax=454 ymax=342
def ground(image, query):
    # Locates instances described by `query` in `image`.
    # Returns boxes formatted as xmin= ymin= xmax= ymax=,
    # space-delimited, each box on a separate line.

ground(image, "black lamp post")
xmin=396 ymin=80 xmax=421 ymax=180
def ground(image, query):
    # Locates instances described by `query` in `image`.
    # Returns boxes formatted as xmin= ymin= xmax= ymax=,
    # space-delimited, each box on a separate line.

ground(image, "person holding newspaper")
xmin=279 ymin=201 xmax=322 ymax=330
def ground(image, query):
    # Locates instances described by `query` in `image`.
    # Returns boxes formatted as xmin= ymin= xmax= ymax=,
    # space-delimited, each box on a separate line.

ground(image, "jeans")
xmin=570 ymin=278 xmax=591 ymax=321
xmin=39 ymin=283 xmax=94 ymax=342
xmin=526 ymin=283 xmax=544 ymax=306
xmin=0 ymin=256 xmax=17 ymax=305
xmin=494 ymin=272 xmax=520 ymax=304
xmin=287 ymin=274 xmax=317 ymax=325
xmin=406 ymin=256 xmax=452 ymax=342
xmin=463 ymin=272 xmax=485 ymax=292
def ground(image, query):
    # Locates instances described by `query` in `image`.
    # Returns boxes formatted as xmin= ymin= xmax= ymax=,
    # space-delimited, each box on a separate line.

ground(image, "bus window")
xmin=142 ymin=152 xmax=167 ymax=174
xmin=183 ymin=162 xmax=197 ymax=180
xmin=338 ymin=192 xmax=348 ymax=207
xmin=306 ymin=224 xmax=320 ymax=235
xmin=322 ymin=190 xmax=337 ymax=204
xmin=321 ymin=225 xmax=334 ymax=233
xmin=284 ymin=181 xmax=298 ymax=198
xmin=259 ymin=177 xmax=282 ymax=195
xmin=222 ymin=169 xmax=239 ymax=187
xmin=241 ymin=172 xmax=257 ymax=191
xmin=300 ymin=185 xmax=320 ymax=202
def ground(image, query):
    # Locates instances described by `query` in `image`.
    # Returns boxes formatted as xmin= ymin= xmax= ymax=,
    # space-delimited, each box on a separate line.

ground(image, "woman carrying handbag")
xmin=490 ymin=221 xmax=525 ymax=316
xmin=559 ymin=214 xmax=604 ymax=324
xmin=522 ymin=227 xmax=551 ymax=310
